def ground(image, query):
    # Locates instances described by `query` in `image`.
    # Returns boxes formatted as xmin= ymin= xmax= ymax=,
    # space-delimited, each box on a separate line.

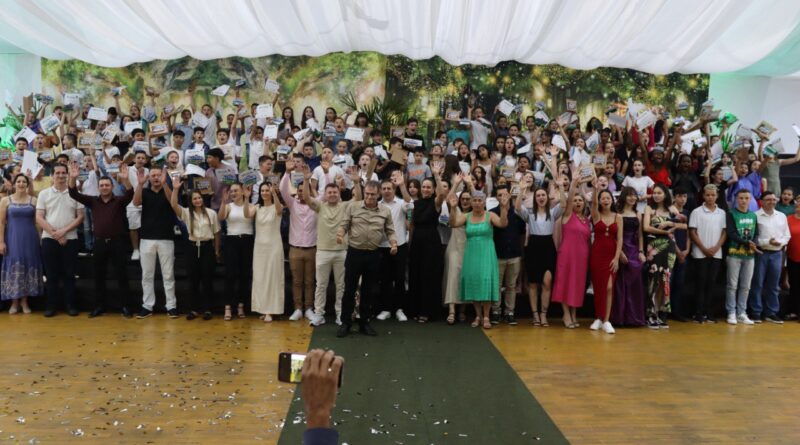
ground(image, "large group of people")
xmin=2 ymin=84 xmax=800 ymax=337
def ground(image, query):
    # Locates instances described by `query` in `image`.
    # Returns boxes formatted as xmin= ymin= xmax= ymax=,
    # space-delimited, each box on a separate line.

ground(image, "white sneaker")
xmin=589 ymin=319 xmax=603 ymax=331
xmin=395 ymin=309 xmax=408 ymax=322
xmin=602 ymin=321 xmax=615 ymax=334
xmin=304 ymin=308 xmax=315 ymax=320
xmin=310 ymin=314 xmax=326 ymax=326
xmin=289 ymin=309 xmax=303 ymax=321
xmin=131 ymin=249 xmax=140 ymax=261
xmin=376 ymin=311 xmax=391 ymax=321
xmin=737 ymin=314 xmax=755 ymax=325
xmin=726 ymin=313 xmax=737 ymax=325
xmin=335 ymin=314 xmax=342 ymax=326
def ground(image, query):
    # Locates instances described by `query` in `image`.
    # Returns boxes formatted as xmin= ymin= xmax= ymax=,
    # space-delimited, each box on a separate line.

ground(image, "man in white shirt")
xmin=310 ymin=146 xmax=345 ymax=196
xmin=749 ymin=191 xmax=791 ymax=323
xmin=35 ymin=164 xmax=85 ymax=317
xmin=375 ymin=175 xmax=414 ymax=322
xmin=688 ymin=184 xmax=727 ymax=324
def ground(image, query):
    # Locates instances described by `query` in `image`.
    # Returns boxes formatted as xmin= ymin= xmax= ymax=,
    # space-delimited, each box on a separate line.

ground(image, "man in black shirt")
xmin=132 ymin=166 xmax=178 ymax=318
xmin=490 ymin=186 xmax=526 ymax=325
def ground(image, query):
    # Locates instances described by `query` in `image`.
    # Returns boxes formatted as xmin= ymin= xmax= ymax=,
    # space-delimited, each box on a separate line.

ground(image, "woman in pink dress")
xmin=552 ymin=175 xmax=592 ymax=328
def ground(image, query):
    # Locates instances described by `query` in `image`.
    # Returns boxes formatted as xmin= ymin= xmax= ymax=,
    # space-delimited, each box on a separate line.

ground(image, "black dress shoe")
xmin=202 ymin=311 xmax=212 ymax=320
xmin=88 ymin=308 xmax=104 ymax=318
xmin=121 ymin=307 xmax=133 ymax=318
xmin=67 ymin=308 xmax=79 ymax=316
xmin=336 ymin=324 xmax=351 ymax=338
xmin=43 ymin=309 xmax=57 ymax=318
xmin=358 ymin=323 xmax=377 ymax=336
xmin=186 ymin=311 xmax=198 ymax=321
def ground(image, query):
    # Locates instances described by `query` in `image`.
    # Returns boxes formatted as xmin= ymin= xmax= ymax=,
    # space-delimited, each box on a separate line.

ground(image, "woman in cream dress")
xmin=442 ymin=174 xmax=473 ymax=324
xmin=248 ymin=181 xmax=284 ymax=321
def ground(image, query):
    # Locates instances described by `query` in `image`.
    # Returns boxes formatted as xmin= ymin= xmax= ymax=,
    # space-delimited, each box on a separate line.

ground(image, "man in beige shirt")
xmin=336 ymin=180 xmax=397 ymax=337
xmin=303 ymin=165 xmax=361 ymax=327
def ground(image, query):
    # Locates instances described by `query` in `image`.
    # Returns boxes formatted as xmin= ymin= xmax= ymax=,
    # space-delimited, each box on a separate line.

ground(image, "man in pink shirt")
xmin=281 ymin=158 xmax=319 ymax=321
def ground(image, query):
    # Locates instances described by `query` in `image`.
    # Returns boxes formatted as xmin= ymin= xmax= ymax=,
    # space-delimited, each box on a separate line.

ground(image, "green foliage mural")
xmin=42 ymin=52 xmax=708 ymax=142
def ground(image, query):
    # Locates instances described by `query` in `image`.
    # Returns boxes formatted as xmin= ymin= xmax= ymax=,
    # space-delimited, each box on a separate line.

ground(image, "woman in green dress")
xmin=450 ymin=188 xmax=509 ymax=329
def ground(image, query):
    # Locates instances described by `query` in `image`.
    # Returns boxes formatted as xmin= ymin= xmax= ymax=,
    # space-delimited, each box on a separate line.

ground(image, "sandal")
xmin=532 ymin=312 xmax=541 ymax=326
xmin=417 ymin=316 xmax=428 ymax=324
xmin=237 ymin=303 xmax=246 ymax=318
xmin=22 ymin=306 xmax=31 ymax=314
xmin=541 ymin=308 xmax=549 ymax=327
xmin=224 ymin=306 xmax=232 ymax=321
xmin=482 ymin=317 xmax=492 ymax=329
xmin=471 ymin=317 xmax=481 ymax=328
xmin=446 ymin=313 xmax=455 ymax=325
xmin=263 ymin=314 xmax=272 ymax=323
xmin=562 ymin=317 xmax=575 ymax=329
xmin=8 ymin=306 xmax=18 ymax=315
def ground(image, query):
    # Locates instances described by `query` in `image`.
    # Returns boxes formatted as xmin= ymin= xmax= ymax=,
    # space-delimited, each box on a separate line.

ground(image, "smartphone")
xmin=278 ymin=352 xmax=343 ymax=387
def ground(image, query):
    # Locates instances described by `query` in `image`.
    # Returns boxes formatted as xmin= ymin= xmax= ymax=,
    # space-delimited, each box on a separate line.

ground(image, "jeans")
xmin=692 ymin=257 xmax=721 ymax=318
xmin=314 ymin=250 xmax=346 ymax=317
xmin=93 ymin=236 xmax=130 ymax=310
xmin=378 ymin=244 xmax=408 ymax=313
xmin=42 ymin=238 xmax=80 ymax=311
xmin=140 ymin=239 xmax=176 ymax=311
xmin=749 ymin=250 xmax=782 ymax=318
xmin=342 ymin=248 xmax=380 ymax=327
xmin=83 ymin=207 xmax=94 ymax=251
xmin=223 ymin=235 xmax=253 ymax=306
xmin=493 ymin=257 xmax=521 ymax=315
xmin=725 ymin=257 xmax=754 ymax=316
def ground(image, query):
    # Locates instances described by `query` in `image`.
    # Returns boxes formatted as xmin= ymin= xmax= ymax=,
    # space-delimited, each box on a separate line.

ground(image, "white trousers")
xmin=140 ymin=239 xmax=177 ymax=310
xmin=314 ymin=250 xmax=346 ymax=317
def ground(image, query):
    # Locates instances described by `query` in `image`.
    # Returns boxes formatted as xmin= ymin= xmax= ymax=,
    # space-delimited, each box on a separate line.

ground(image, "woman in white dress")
xmin=442 ymin=173 xmax=473 ymax=324
xmin=248 ymin=181 xmax=284 ymax=321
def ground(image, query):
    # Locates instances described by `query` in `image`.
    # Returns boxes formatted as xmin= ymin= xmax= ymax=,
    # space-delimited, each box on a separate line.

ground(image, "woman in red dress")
xmin=589 ymin=181 xmax=623 ymax=334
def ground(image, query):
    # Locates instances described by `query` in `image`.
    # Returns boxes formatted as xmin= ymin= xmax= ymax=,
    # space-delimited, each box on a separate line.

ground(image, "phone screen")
xmin=278 ymin=352 xmax=343 ymax=387
xmin=288 ymin=353 xmax=305 ymax=383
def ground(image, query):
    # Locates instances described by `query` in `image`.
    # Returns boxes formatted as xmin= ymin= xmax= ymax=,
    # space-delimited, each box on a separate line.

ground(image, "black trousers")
xmin=670 ymin=258 xmax=687 ymax=318
xmin=187 ymin=240 xmax=215 ymax=313
xmin=42 ymin=238 xmax=79 ymax=311
xmin=342 ymin=247 xmax=380 ymax=327
xmin=94 ymin=236 xmax=130 ymax=310
xmin=223 ymin=235 xmax=254 ymax=306
xmin=378 ymin=244 xmax=408 ymax=313
xmin=692 ymin=257 xmax=721 ymax=318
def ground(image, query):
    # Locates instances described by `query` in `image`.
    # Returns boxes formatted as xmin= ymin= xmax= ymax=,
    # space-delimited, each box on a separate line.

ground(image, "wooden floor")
xmin=3 ymin=313 xmax=800 ymax=444
xmin=487 ymin=319 xmax=800 ymax=444
xmin=0 ymin=314 xmax=312 ymax=443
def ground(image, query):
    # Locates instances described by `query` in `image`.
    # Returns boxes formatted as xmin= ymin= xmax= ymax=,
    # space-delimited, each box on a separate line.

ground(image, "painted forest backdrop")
xmin=41 ymin=52 xmax=709 ymax=142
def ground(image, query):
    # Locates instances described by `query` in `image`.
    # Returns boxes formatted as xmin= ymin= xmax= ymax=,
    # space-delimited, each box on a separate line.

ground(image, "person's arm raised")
xmin=169 ymin=176 xmax=184 ymax=218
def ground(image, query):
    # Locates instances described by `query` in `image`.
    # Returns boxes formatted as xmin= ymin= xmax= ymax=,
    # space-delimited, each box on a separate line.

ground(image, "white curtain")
xmin=1 ymin=0 xmax=800 ymax=75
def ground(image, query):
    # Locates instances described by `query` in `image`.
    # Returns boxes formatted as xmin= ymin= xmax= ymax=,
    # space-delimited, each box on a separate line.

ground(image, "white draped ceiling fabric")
xmin=1 ymin=0 xmax=800 ymax=76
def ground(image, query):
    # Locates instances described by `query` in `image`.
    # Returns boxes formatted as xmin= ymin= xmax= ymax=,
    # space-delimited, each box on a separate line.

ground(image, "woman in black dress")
xmin=408 ymin=165 xmax=447 ymax=322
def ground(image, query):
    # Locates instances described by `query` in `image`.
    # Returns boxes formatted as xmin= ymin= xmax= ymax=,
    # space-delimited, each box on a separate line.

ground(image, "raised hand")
xmin=68 ymin=161 xmax=80 ymax=179
xmin=118 ymin=164 xmax=129 ymax=182
xmin=172 ymin=175 xmax=184 ymax=189
xmin=302 ymin=164 xmax=312 ymax=180
xmin=447 ymin=192 xmax=458 ymax=208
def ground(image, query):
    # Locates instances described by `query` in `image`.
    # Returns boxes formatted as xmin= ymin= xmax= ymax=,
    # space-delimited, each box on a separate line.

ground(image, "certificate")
xmin=497 ymin=99 xmax=515 ymax=116
xmin=149 ymin=123 xmax=168 ymax=137
xmin=264 ymin=124 xmax=278 ymax=139
xmin=210 ymin=85 xmax=230 ymax=96
xmin=124 ymin=121 xmax=143 ymax=134
xmin=185 ymin=163 xmax=206 ymax=177
xmin=566 ymin=99 xmax=577 ymax=112
xmin=40 ymin=114 xmax=61 ymax=133
xmin=264 ymin=79 xmax=280 ymax=93
xmin=14 ymin=127 xmax=36 ymax=143
xmin=344 ymin=127 xmax=364 ymax=142
xmin=192 ymin=112 xmax=210 ymax=129
xmin=132 ymin=141 xmax=150 ymax=153
xmin=256 ymin=104 xmax=274 ymax=119
xmin=87 ymin=107 xmax=108 ymax=121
